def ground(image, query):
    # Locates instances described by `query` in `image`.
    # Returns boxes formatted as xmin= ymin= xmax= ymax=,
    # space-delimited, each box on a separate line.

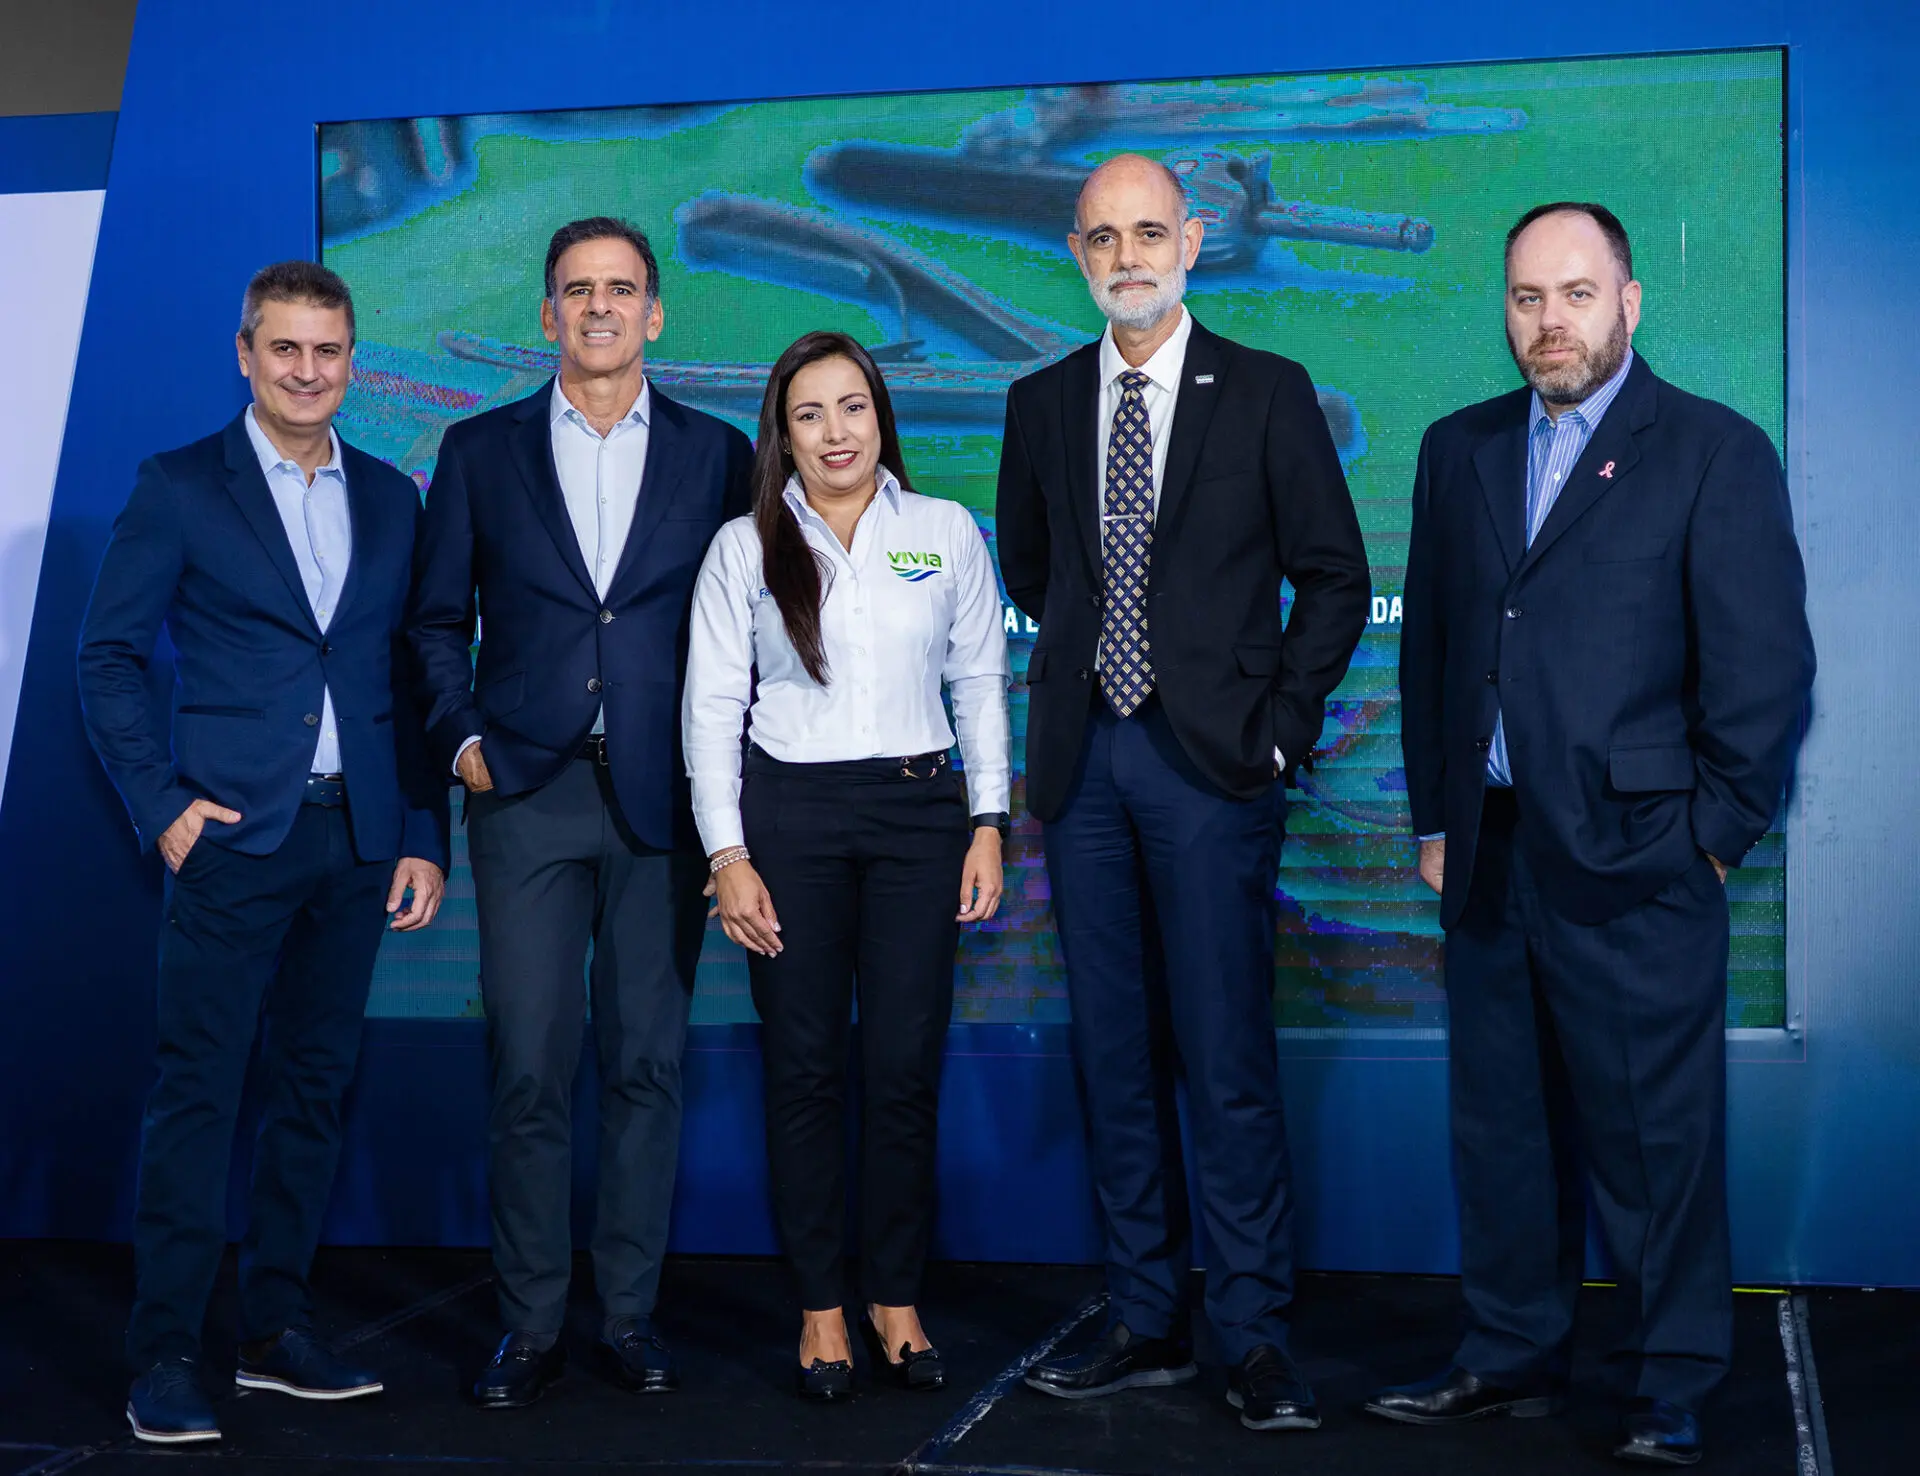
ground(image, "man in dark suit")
xmin=998 ymin=155 xmax=1370 ymax=1432
xmin=78 ymin=261 xmax=448 ymax=1445
xmin=1372 ymin=203 xmax=1814 ymax=1467
xmin=409 ymin=217 xmax=751 ymax=1406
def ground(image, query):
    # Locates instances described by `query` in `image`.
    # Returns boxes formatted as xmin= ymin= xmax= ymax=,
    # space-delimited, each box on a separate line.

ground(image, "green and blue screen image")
xmin=321 ymin=49 xmax=1787 ymax=1029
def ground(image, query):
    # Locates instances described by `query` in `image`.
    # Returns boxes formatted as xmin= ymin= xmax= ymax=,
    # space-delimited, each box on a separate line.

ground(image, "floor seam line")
xmin=1790 ymin=1294 xmax=1836 ymax=1476
xmin=1777 ymin=1293 xmax=1823 ymax=1476
xmin=894 ymin=1290 xmax=1108 ymax=1474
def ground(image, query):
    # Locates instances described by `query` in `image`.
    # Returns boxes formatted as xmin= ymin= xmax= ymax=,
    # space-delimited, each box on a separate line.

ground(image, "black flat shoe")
xmin=859 ymin=1314 xmax=946 ymax=1391
xmin=796 ymin=1357 xmax=854 ymax=1401
xmin=1613 ymin=1397 xmax=1703 ymax=1466
xmin=1227 ymin=1344 xmax=1320 ymax=1431
xmin=1363 ymin=1364 xmax=1563 ymax=1425
xmin=472 ymin=1334 xmax=566 ymax=1408
xmin=1024 ymin=1321 xmax=1197 ymax=1400
xmin=599 ymin=1318 xmax=679 ymax=1394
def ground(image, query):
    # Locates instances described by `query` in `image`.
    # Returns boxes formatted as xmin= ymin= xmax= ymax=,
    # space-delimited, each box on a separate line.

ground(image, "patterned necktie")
xmin=1099 ymin=370 xmax=1155 ymax=717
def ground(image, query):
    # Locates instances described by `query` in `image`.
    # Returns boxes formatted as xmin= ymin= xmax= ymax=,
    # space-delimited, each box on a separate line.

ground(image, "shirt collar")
xmin=244 ymin=405 xmax=343 ymax=480
xmin=782 ymin=464 xmax=904 ymax=525
xmin=551 ymin=375 xmax=651 ymax=432
xmin=1529 ymin=348 xmax=1635 ymax=437
xmin=1099 ymin=304 xmax=1192 ymax=396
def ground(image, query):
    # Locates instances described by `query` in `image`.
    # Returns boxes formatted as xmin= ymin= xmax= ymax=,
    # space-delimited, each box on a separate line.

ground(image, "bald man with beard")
xmin=996 ymin=155 xmax=1370 ymax=1434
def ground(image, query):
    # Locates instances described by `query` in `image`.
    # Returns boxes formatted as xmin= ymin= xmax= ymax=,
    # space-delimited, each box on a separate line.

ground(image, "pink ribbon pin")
xmin=1599 ymin=460 xmax=1616 ymax=479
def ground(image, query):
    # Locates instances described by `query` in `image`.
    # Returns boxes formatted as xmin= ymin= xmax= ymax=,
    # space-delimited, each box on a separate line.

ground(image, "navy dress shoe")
xmin=1024 ymin=1322 xmax=1198 ymax=1400
xmin=1227 ymin=1344 xmax=1321 ymax=1431
xmin=127 ymin=1357 xmax=221 ymax=1444
xmin=599 ymin=1318 xmax=679 ymax=1394
xmin=236 ymin=1328 xmax=383 ymax=1399
xmin=797 ymin=1357 xmax=855 ymax=1401
xmin=1363 ymin=1365 xmax=1564 ymax=1425
xmin=472 ymin=1333 xmax=567 ymax=1408
xmin=1614 ymin=1397 xmax=1703 ymax=1466
xmin=859 ymin=1313 xmax=946 ymax=1391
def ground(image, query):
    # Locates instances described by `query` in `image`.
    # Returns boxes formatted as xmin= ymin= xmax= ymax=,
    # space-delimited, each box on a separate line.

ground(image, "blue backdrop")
xmin=1 ymin=0 xmax=1914 ymax=1286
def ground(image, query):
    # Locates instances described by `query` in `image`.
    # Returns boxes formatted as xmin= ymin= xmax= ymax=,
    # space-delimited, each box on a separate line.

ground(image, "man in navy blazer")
xmin=408 ymin=218 xmax=751 ymax=1406
xmin=78 ymin=262 xmax=449 ymax=1445
xmin=1375 ymin=205 xmax=1814 ymax=1466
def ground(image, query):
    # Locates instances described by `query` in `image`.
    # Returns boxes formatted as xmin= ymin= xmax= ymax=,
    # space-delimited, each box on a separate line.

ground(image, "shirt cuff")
xmin=1416 ymin=832 xmax=1446 ymax=842
xmin=452 ymin=733 xmax=482 ymax=777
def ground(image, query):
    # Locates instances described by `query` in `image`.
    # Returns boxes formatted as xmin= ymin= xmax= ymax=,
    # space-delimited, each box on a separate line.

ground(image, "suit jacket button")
xmin=1505 ymin=606 xmax=1522 ymax=619
xmin=600 ymin=609 xmax=614 ymax=624
xmin=1077 ymin=668 xmax=1089 ymax=680
xmin=586 ymin=678 xmax=603 ymax=693
xmin=1474 ymin=737 xmax=1491 ymax=751
xmin=1087 ymin=594 xmax=1099 ymax=609
xmin=304 ymin=713 xmax=320 ymax=727
xmin=322 ymin=643 xmax=334 ymax=656
xmin=1485 ymin=670 xmax=1498 ymax=683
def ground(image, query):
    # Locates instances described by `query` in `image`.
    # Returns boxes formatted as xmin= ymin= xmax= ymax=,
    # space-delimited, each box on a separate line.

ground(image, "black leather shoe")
xmin=1227 ymin=1344 xmax=1321 ymax=1431
xmin=1024 ymin=1321 xmax=1197 ymax=1400
xmin=797 ymin=1358 xmax=854 ymax=1401
xmin=599 ymin=1318 xmax=679 ymax=1393
xmin=1363 ymin=1365 xmax=1563 ymax=1425
xmin=859 ymin=1313 xmax=946 ymax=1391
xmin=1613 ymin=1397 xmax=1703 ymax=1466
xmin=472 ymin=1334 xmax=566 ymax=1408
xmin=236 ymin=1327 xmax=382 ymax=1400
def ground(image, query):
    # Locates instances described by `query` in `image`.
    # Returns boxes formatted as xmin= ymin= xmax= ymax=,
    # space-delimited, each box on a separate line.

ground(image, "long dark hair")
xmin=752 ymin=332 xmax=911 ymax=685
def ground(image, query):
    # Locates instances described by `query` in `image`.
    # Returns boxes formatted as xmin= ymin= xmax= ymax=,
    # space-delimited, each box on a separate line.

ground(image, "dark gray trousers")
xmin=466 ymin=757 xmax=708 ymax=1335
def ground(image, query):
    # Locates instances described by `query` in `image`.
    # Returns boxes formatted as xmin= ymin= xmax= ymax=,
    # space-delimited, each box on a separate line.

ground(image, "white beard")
xmin=1091 ymin=260 xmax=1187 ymax=331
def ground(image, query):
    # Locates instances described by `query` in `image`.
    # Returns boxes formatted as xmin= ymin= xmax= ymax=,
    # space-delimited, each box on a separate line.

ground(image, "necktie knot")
xmin=1119 ymin=370 xmax=1149 ymax=398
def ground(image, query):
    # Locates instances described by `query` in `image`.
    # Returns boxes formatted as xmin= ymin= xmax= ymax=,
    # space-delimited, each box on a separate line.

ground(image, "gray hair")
xmin=238 ymin=260 xmax=355 ymax=346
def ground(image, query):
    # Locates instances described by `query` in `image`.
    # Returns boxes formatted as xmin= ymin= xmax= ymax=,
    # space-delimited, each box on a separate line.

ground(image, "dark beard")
xmin=1510 ymin=307 xmax=1631 ymax=406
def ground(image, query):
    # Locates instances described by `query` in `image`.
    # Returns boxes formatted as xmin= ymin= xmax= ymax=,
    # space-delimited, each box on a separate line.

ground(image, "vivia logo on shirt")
xmin=888 ymin=549 xmax=944 ymax=583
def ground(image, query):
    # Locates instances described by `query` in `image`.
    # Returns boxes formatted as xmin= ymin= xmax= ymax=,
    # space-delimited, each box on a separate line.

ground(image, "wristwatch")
xmin=970 ymin=811 xmax=1011 ymax=839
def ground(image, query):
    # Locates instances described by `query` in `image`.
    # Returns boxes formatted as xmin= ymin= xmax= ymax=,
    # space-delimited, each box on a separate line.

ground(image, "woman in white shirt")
xmin=683 ymin=332 xmax=1010 ymax=1401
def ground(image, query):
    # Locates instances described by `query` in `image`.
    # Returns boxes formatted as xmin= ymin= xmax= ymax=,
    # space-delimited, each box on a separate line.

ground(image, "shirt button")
xmin=586 ymin=678 xmax=602 ymax=693
xmin=600 ymin=609 xmax=614 ymax=624
xmin=304 ymin=713 xmax=319 ymax=727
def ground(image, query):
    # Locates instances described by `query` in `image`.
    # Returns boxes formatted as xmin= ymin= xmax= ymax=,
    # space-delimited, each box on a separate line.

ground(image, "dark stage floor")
xmin=0 ymin=1243 xmax=1905 ymax=1475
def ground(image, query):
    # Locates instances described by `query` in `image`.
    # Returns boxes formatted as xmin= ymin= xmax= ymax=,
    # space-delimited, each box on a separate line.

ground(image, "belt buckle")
xmin=899 ymin=752 xmax=943 ymax=780
xmin=591 ymin=735 xmax=609 ymax=767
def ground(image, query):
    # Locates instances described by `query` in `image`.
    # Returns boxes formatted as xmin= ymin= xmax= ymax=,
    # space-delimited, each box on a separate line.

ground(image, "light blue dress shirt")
xmin=243 ymin=407 xmax=350 ymax=774
xmin=1484 ymin=349 xmax=1634 ymax=788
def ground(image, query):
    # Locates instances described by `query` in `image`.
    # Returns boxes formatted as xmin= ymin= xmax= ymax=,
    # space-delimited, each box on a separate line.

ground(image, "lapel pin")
xmin=1193 ymin=373 xmax=1214 ymax=385
xmin=1599 ymin=460 xmax=1616 ymax=479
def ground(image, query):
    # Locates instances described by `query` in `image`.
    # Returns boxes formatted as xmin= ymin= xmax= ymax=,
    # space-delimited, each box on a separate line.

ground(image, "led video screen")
xmin=321 ymin=49 xmax=1787 ymax=1029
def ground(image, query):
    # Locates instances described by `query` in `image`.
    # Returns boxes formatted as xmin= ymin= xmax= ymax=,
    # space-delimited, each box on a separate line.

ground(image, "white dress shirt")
xmin=243 ymin=407 xmax=348 ymax=774
xmin=683 ymin=469 xmax=1011 ymax=854
xmin=453 ymin=378 xmax=650 ymax=772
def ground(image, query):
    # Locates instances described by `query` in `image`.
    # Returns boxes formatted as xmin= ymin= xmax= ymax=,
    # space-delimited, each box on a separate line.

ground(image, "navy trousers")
xmin=1043 ymin=697 xmax=1294 ymax=1360
xmin=127 ymin=803 xmax=391 ymax=1369
xmin=1446 ymin=788 xmax=1734 ymax=1409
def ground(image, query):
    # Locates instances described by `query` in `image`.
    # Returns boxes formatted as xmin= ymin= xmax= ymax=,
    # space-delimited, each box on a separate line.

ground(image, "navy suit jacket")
xmin=78 ymin=412 xmax=450 ymax=866
xmin=407 ymin=379 xmax=753 ymax=851
xmin=1399 ymin=355 xmax=1815 ymax=929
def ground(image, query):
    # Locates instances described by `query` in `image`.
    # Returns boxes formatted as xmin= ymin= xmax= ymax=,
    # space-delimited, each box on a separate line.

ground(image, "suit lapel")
xmin=329 ymin=442 xmax=383 ymax=626
xmin=1153 ymin=319 xmax=1223 ymax=538
xmin=1060 ymin=343 xmax=1102 ymax=585
xmin=1471 ymin=398 xmax=1530 ymax=576
xmin=511 ymin=380 xmax=597 ymax=598
xmin=222 ymin=415 xmax=320 ymax=634
xmin=1516 ymin=355 xmax=1655 ymax=579
xmin=606 ymin=383 xmax=681 ymax=597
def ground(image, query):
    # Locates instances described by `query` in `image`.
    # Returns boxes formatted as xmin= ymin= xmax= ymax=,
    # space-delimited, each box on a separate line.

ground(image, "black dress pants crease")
xmin=1446 ymin=787 xmax=1734 ymax=1410
xmin=740 ymin=748 xmax=969 ymax=1312
xmin=466 ymin=757 xmax=708 ymax=1336
xmin=127 ymin=802 xmax=391 ymax=1369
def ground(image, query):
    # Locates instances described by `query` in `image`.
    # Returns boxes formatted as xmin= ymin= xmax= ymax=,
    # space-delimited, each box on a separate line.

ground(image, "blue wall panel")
xmin=2 ymin=0 xmax=1915 ymax=1286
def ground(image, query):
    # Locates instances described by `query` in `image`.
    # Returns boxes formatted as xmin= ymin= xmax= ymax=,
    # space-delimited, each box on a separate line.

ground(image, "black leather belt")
xmin=745 ymin=744 xmax=949 ymax=780
xmin=302 ymin=773 xmax=347 ymax=807
xmin=578 ymin=735 xmax=610 ymax=766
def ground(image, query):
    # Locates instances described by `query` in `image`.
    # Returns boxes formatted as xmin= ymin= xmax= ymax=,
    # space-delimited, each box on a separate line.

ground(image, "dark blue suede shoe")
xmin=235 ymin=1327 xmax=383 ymax=1400
xmin=127 ymin=1357 xmax=221 ymax=1444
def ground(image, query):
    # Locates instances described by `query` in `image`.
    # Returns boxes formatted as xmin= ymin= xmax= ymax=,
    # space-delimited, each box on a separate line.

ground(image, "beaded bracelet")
xmin=708 ymin=847 xmax=751 ymax=875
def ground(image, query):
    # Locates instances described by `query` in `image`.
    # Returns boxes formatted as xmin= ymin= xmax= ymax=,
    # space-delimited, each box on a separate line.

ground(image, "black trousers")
xmin=466 ymin=757 xmax=708 ymax=1336
xmin=740 ymin=748 xmax=970 ymax=1312
xmin=127 ymin=801 xmax=390 ymax=1369
xmin=1446 ymin=787 xmax=1734 ymax=1409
